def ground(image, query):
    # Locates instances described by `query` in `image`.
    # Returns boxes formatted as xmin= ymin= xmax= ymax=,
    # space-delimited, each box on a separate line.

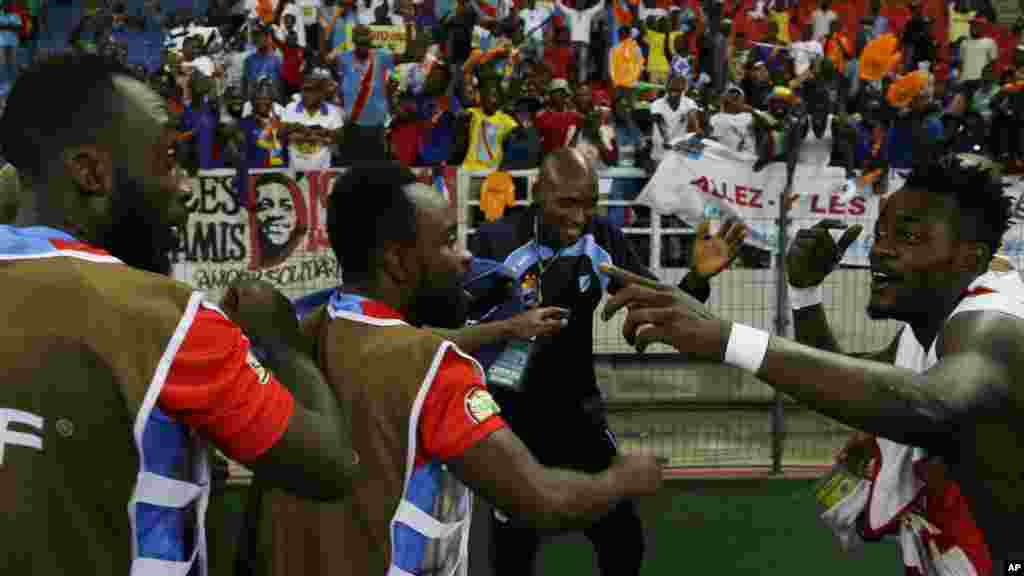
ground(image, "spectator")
xmin=223 ymin=26 xmax=254 ymax=94
xmin=297 ymin=0 xmax=322 ymax=52
xmin=181 ymin=34 xmax=221 ymax=79
xmin=501 ymin=95 xmax=543 ymax=168
xmin=960 ymin=16 xmax=998 ymax=83
xmin=650 ymin=74 xmax=699 ymax=162
xmin=321 ymin=0 xmax=358 ymax=59
xmin=0 ymin=2 xmax=20 ymax=95
xmin=969 ymin=62 xmax=1001 ymax=124
xmin=991 ymin=66 xmax=1024 ymax=164
xmin=178 ymin=69 xmax=225 ymax=171
xmin=535 ymin=78 xmax=581 ymax=153
xmin=460 ymin=81 xmax=518 ymax=170
xmin=519 ymin=0 xmax=551 ymax=60
xmin=606 ymin=0 xmax=638 ymax=53
xmin=728 ymin=30 xmax=751 ymax=83
xmin=710 ymin=84 xmax=756 ymax=153
xmin=741 ymin=59 xmax=772 ymax=109
xmin=273 ymin=24 xmax=307 ymax=98
xmin=669 ymin=31 xmax=691 ymax=81
xmin=823 ymin=18 xmax=852 ymax=101
xmin=707 ymin=16 xmax=729 ymax=93
xmin=810 ymin=0 xmax=837 ymax=42
xmin=414 ymin=63 xmax=462 ymax=165
xmin=886 ymin=70 xmax=943 ymax=169
xmin=554 ymin=0 xmax=604 ymax=85
xmin=543 ymin=25 xmax=573 ymax=80
xmin=609 ymin=25 xmax=643 ymax=93
xmin=941 ymin=82 xmax=987 ymax=153
xmin=237 ymin=81 xmax=289 ymax=167
xmin=949 ymin=0 xmax=976 ymax=51
xmin=867 ymin=0 xmax=887 ymax=38
xmin=272 ymin=0 xmax=307 ymax=47
xmin=281 ymin=67 xmax=345 ymax=170
xmin=335 ymin=24 xmax=394 ymax=162
xmin=440 ymin=0 xmax=478 ymax=68
xmin=755 ymin=18 xmax=789 ymax=78
xmin=607 ymin=92 xmax=643 ymax=225
xmin=356 ymin=0 xmax=378 ymax=25
xmin=643 ymin=14 xmax=670 ymax=85
xmin=242 ymin=24 xmax=284 ymax=100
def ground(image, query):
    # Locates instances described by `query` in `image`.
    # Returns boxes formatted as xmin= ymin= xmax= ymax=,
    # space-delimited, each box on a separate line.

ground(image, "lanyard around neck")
xmin=533 ymin=214 xmax=572 ymax=282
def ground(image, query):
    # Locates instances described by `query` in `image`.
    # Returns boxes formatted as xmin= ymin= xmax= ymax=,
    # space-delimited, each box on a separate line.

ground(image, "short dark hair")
xmin=327 ymin=162 xmax=419 ymax=285
xmin=0 ymin=53 xmax=132 ymax=182
xmin=902 ymin=153 xmax=1013 ymax=261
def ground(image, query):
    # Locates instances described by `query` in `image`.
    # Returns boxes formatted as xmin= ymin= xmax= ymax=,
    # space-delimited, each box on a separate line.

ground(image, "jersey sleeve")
xmin=418 ymin=348 xmax=507 ymax=462
xmin=158 ymin=303 xmax=296 ymax=463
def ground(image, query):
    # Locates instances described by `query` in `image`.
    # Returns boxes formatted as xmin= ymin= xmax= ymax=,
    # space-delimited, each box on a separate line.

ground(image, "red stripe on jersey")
xmin=359 ymin=299 xmax=406 ymax=320
xmin=49 ymin=239 xmax=113 ymax=256
xmin=961 ymin=287 xmax=995 ymax=298
xmin=158 ymin=307 xmax=295 ymax=463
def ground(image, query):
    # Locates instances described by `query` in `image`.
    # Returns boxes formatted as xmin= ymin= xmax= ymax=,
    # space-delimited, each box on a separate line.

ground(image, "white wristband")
xmin=789 ymin=284 xmax=824 ymax=310
xmin=724 ymin=323 xmax=771 ymax=375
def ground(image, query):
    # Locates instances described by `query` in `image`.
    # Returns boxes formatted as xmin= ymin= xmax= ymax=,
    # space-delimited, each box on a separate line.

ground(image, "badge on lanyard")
xmin=486 ymin=337 xmax=537 ymax=393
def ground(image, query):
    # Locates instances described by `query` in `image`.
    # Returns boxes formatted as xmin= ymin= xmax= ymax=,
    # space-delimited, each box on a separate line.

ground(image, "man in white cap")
xmin=709 ymin=83 xmax=755 ymax=153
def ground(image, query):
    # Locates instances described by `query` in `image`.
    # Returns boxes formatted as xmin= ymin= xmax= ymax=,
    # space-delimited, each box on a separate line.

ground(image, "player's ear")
xmin=63 ymin=146 xmax=112 ymax=200
xmin=957 ymin=241 xmax=990 ymax=275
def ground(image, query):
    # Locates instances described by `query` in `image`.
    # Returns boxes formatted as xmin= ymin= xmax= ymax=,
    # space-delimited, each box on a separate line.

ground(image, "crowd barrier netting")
xmin=173 ymin=157 xmax=1024 ymax=474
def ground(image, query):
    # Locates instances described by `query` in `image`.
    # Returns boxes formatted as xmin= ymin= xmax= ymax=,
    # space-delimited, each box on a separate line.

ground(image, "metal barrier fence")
xmin=458 ymin=168 xmax=902 ymax=473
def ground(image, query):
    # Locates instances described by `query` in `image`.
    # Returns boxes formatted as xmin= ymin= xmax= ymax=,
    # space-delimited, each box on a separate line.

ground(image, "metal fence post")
xmin=771 ymin=183 xmax=790 ymax=475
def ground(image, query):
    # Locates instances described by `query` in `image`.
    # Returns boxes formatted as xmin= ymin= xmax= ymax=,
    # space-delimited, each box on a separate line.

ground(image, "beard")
xmin=96 ymin=167 xmax=177 ymax=275
xmin=407 ymin=273 xmax=470 ymax=330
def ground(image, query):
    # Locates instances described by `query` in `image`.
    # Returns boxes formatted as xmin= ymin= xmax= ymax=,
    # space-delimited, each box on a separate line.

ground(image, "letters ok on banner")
xmin=638 ymin=142 xmax=879 ymax=267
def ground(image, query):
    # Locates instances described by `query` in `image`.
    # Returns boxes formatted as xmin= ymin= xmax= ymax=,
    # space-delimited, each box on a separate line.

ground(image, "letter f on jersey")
xmin=0 ymin=409 xmax=44 ymax=465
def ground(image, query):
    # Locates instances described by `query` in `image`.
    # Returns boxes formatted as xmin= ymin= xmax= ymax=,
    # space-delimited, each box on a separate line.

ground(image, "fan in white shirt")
xmin=811 ymin=0 xmax=838 ymax=41
xmin=274 ymin=7 xmax=308 ymax=48
xmin=554 ymin=0 xmax=605 ymax=45
xmin=519 ymin=0 xmax=552 ymax=48
xmin=650 ymin=75 xmax=701 ymax=161
xmin=280 ymin=69 xmax=346 ymax=171
xmin=708 ymin=85 xmax=755 ymax=154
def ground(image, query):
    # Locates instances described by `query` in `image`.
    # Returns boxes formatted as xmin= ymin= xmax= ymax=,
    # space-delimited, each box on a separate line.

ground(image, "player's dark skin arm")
xmin=661 ymin=309 xmax=1021 ymax=451
xmin=793 ymin=304 xmax=902 ymax=362
xmin=449 ymin=427 xmax=658 ymax=531
xmin=431 ymin=322 xmax=513 ymax=352
xmin=223 ymin=282 xmax=358 ymax=502
xmin=753 ymin=309 xmax=1022 ymax=450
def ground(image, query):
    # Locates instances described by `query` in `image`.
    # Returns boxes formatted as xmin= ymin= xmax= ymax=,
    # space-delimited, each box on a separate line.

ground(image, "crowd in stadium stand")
xmin=0 ymin=0 xmax=1023 ymax=190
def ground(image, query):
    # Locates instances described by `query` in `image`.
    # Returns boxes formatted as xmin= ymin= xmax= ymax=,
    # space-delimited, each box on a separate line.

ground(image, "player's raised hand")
xmin=786 ymin=219 xmax=863 ymax=288
xmin=691 ymin=219 xmax=748 ymax=279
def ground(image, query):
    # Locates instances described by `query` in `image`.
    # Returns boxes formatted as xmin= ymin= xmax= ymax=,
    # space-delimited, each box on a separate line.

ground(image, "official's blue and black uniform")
xmin=471 ymin=205 xmax=710 ymax=576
